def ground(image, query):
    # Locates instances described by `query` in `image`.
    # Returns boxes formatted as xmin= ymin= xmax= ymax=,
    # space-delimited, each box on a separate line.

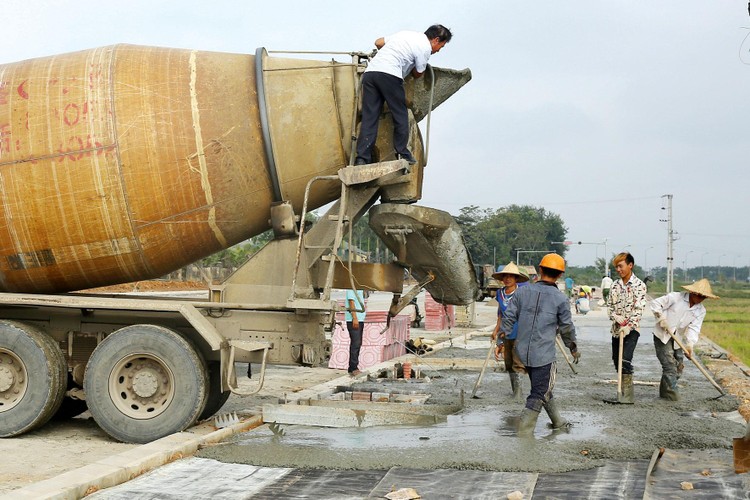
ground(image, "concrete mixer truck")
xmin=0 ymin=44 xmax=476 ymax=443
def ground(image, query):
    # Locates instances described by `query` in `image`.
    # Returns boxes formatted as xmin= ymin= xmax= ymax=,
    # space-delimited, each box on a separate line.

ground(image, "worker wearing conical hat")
xmin=650 ymin=278 xmax=719 ymax=401
xmin=490 ymin=262 xmax=529 ymax=402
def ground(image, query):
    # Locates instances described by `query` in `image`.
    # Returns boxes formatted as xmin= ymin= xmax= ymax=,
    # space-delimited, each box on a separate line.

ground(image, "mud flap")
xmin=368 ymin=203 xmax=481 ymax=305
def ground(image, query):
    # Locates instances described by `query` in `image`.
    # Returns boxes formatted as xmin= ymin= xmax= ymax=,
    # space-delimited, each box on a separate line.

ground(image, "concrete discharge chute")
xmin=0 ymin=45 xmax=476 ymax=442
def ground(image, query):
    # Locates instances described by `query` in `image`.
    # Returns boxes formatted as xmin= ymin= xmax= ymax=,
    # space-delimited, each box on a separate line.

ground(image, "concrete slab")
xmin=261 ymin=403 xmax=448 ymax=428
xmin=302 ymin=399 xmax=462 ymax=415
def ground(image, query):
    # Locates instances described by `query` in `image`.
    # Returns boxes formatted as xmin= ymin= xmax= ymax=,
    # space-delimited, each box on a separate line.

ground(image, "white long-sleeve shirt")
xmin=650 ymin=291 xmax=706 ymax=349
xmin=366 ymin=31 xmax=432 ymax=79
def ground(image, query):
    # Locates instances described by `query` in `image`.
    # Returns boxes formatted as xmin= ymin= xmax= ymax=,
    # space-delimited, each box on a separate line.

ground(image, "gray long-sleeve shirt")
xmin=501 ymin=280 xmax=576 ymax=367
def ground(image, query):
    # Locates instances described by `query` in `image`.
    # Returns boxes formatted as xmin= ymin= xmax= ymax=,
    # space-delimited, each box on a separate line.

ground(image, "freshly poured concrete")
xmin=198 ymin=308 xmax=745 ymax=473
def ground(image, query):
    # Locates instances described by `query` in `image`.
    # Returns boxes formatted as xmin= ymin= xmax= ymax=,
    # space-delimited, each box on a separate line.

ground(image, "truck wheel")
xmin=198 ymin=361 xmax=230 ymax=421
xmin=84 ymin=325 xmax=208 ymax=443
xmin=0 ymin=321 xmax=67 ymax=437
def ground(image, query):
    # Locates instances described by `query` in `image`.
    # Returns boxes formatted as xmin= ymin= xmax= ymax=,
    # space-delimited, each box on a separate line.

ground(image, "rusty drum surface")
xmin=0 ymin=45 xmax=364 ymax=292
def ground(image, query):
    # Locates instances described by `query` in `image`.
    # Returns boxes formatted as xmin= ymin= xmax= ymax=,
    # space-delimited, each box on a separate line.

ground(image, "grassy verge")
xmin=650 ymin=283 xmax=750 ymax=367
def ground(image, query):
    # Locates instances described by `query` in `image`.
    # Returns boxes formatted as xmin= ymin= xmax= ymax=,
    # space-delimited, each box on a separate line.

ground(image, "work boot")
xmin=509 ymin=372 xmax=523 ymax=402
xmin=659 ymin=374 xmax=680 ymax=401
xmin=619 ymin=374 xmax=635 ymax=404
xmin=517 ymin=408 xmax=540 ymax=437
xmin=397 ymin=151 xmax=417 ymax=165
xmin=544 ymin=398 xmax=571 ymax=429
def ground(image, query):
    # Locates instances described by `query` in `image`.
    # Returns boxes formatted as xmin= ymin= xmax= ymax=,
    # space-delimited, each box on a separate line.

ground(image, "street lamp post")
xmin=683 ymin=250 xmax=694 ymax=281
xmin=644 ymin=246 xmax=654 ymax=277
xmin=701 ymin=252 xmax=709 ymax=279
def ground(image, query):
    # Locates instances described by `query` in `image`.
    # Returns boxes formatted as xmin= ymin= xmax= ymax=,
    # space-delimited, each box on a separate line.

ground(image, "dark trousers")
xmin=654 ymin=336 xmax=684 ymax=383
xmin=355 ymin=71 xmax=409 ymax=163
xmin=612 ymin=329 xmax=640 ymax=374
xmin=525 ymin=362 xmax=556 ymax=412
xmin=347 ymin=321 xmax=363 ymax=373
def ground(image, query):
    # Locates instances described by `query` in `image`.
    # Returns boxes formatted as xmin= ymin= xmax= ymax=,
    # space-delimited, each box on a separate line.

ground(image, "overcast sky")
xmin=2 ymin=0 xmax=749 ymax=270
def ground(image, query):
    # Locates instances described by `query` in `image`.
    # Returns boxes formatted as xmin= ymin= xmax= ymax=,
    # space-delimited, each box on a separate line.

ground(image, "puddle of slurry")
xmin=235 ymin=407 xmax=606 ymax=450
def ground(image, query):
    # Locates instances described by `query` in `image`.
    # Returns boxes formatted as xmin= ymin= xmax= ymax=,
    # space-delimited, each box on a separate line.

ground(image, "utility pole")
xmin=661 ymin=194 xmax=675 ymax=293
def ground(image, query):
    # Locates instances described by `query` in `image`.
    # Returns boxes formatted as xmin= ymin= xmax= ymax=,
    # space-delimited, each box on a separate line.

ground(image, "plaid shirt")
xmin=607 ymin=274 xmax=647 ymax=336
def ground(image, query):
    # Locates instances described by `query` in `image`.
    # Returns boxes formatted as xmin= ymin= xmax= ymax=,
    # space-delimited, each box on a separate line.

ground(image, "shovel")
xmin=555 ymin=334 xmax=578 ymax=374
xmin=604 ymin=328 xmax=626 ymax=404
xmin=471 ymin=343 xmax=495 ymax=399
xmin=733 ymin=420 xmax=750 ymax=473
xmin=665 ymin=328 xmax=725 ymax=397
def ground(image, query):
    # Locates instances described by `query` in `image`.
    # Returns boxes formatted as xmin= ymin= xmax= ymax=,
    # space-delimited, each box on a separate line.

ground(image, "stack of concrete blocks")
xmin=424 ymin=292 xmax=455 ymax=331
xmin=328 ymin=304 xmax=410 ymax=370
xmin=453 ymin=302 xmax=476 ymax=327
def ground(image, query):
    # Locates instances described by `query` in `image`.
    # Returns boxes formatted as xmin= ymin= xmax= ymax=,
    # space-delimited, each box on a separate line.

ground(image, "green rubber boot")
xmin=517 ymin=408 xmax=540 ymax=437
xmin=509 ymin=373 xmax=523 ymax=402
xmin=659 ymin=374 xmax=679 ymax=401
xmin=544 ymin=398 xmax=571 ymax=429
xmin=619 ymin=374 xmax=635 ymax=404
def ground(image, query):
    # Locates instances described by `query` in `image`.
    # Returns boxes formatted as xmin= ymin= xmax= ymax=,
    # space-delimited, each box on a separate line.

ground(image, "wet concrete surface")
xmin=197 ymin=308 xmax=746 ymax=474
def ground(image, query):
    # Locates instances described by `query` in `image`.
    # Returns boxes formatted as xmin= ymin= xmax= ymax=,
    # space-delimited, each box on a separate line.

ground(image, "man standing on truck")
xmin=346 ymin=289 xmax=367 ymax=376
xmin=354 ymin=24 xmax=453 ymax=166
xmin=501 ymin=254 xmax=580 ymax=436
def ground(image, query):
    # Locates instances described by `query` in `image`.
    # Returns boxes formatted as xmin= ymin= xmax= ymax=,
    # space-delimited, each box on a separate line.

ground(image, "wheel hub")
xmin=0 ymin=349 xmax=28 ymax=412
xmin=109 ymin=354 xmax=174 ymax=420
xmin=0 ymin=365 xmax=14 ymax=392
xmin=132 ymin=370 xmax=159 ymax=398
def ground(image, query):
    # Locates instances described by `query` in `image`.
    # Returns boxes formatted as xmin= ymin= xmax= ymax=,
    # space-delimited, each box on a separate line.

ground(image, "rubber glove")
xmin=612 ymin=314 xmax=627 ymax=326
xmin=657 ymin=318 xmax=670 ymax=331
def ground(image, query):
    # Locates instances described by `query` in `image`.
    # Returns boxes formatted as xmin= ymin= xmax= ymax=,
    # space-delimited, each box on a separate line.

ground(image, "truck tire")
xmin=198 ymin=361 xmax=230 ymax=421
xmin=84 ymin=325 xmax=208 ymax=443
xmin=0 ymin=321 xmax=67 ymax=437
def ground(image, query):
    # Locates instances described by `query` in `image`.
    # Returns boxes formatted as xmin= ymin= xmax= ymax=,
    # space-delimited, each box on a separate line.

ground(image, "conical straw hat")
xmin=681 ymin=278 xmax=719 ymax=299
xmin=492 ymin=261 xmax=529 ymax=282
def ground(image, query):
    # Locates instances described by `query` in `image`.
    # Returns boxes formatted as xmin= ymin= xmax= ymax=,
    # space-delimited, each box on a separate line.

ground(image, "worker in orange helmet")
xmin=500 ymin=253 xmax=579 ymax=437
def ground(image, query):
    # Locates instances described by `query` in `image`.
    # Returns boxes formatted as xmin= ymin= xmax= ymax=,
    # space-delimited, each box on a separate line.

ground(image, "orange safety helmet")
xmin=539 ymin=253 xmax=565 ymax=272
